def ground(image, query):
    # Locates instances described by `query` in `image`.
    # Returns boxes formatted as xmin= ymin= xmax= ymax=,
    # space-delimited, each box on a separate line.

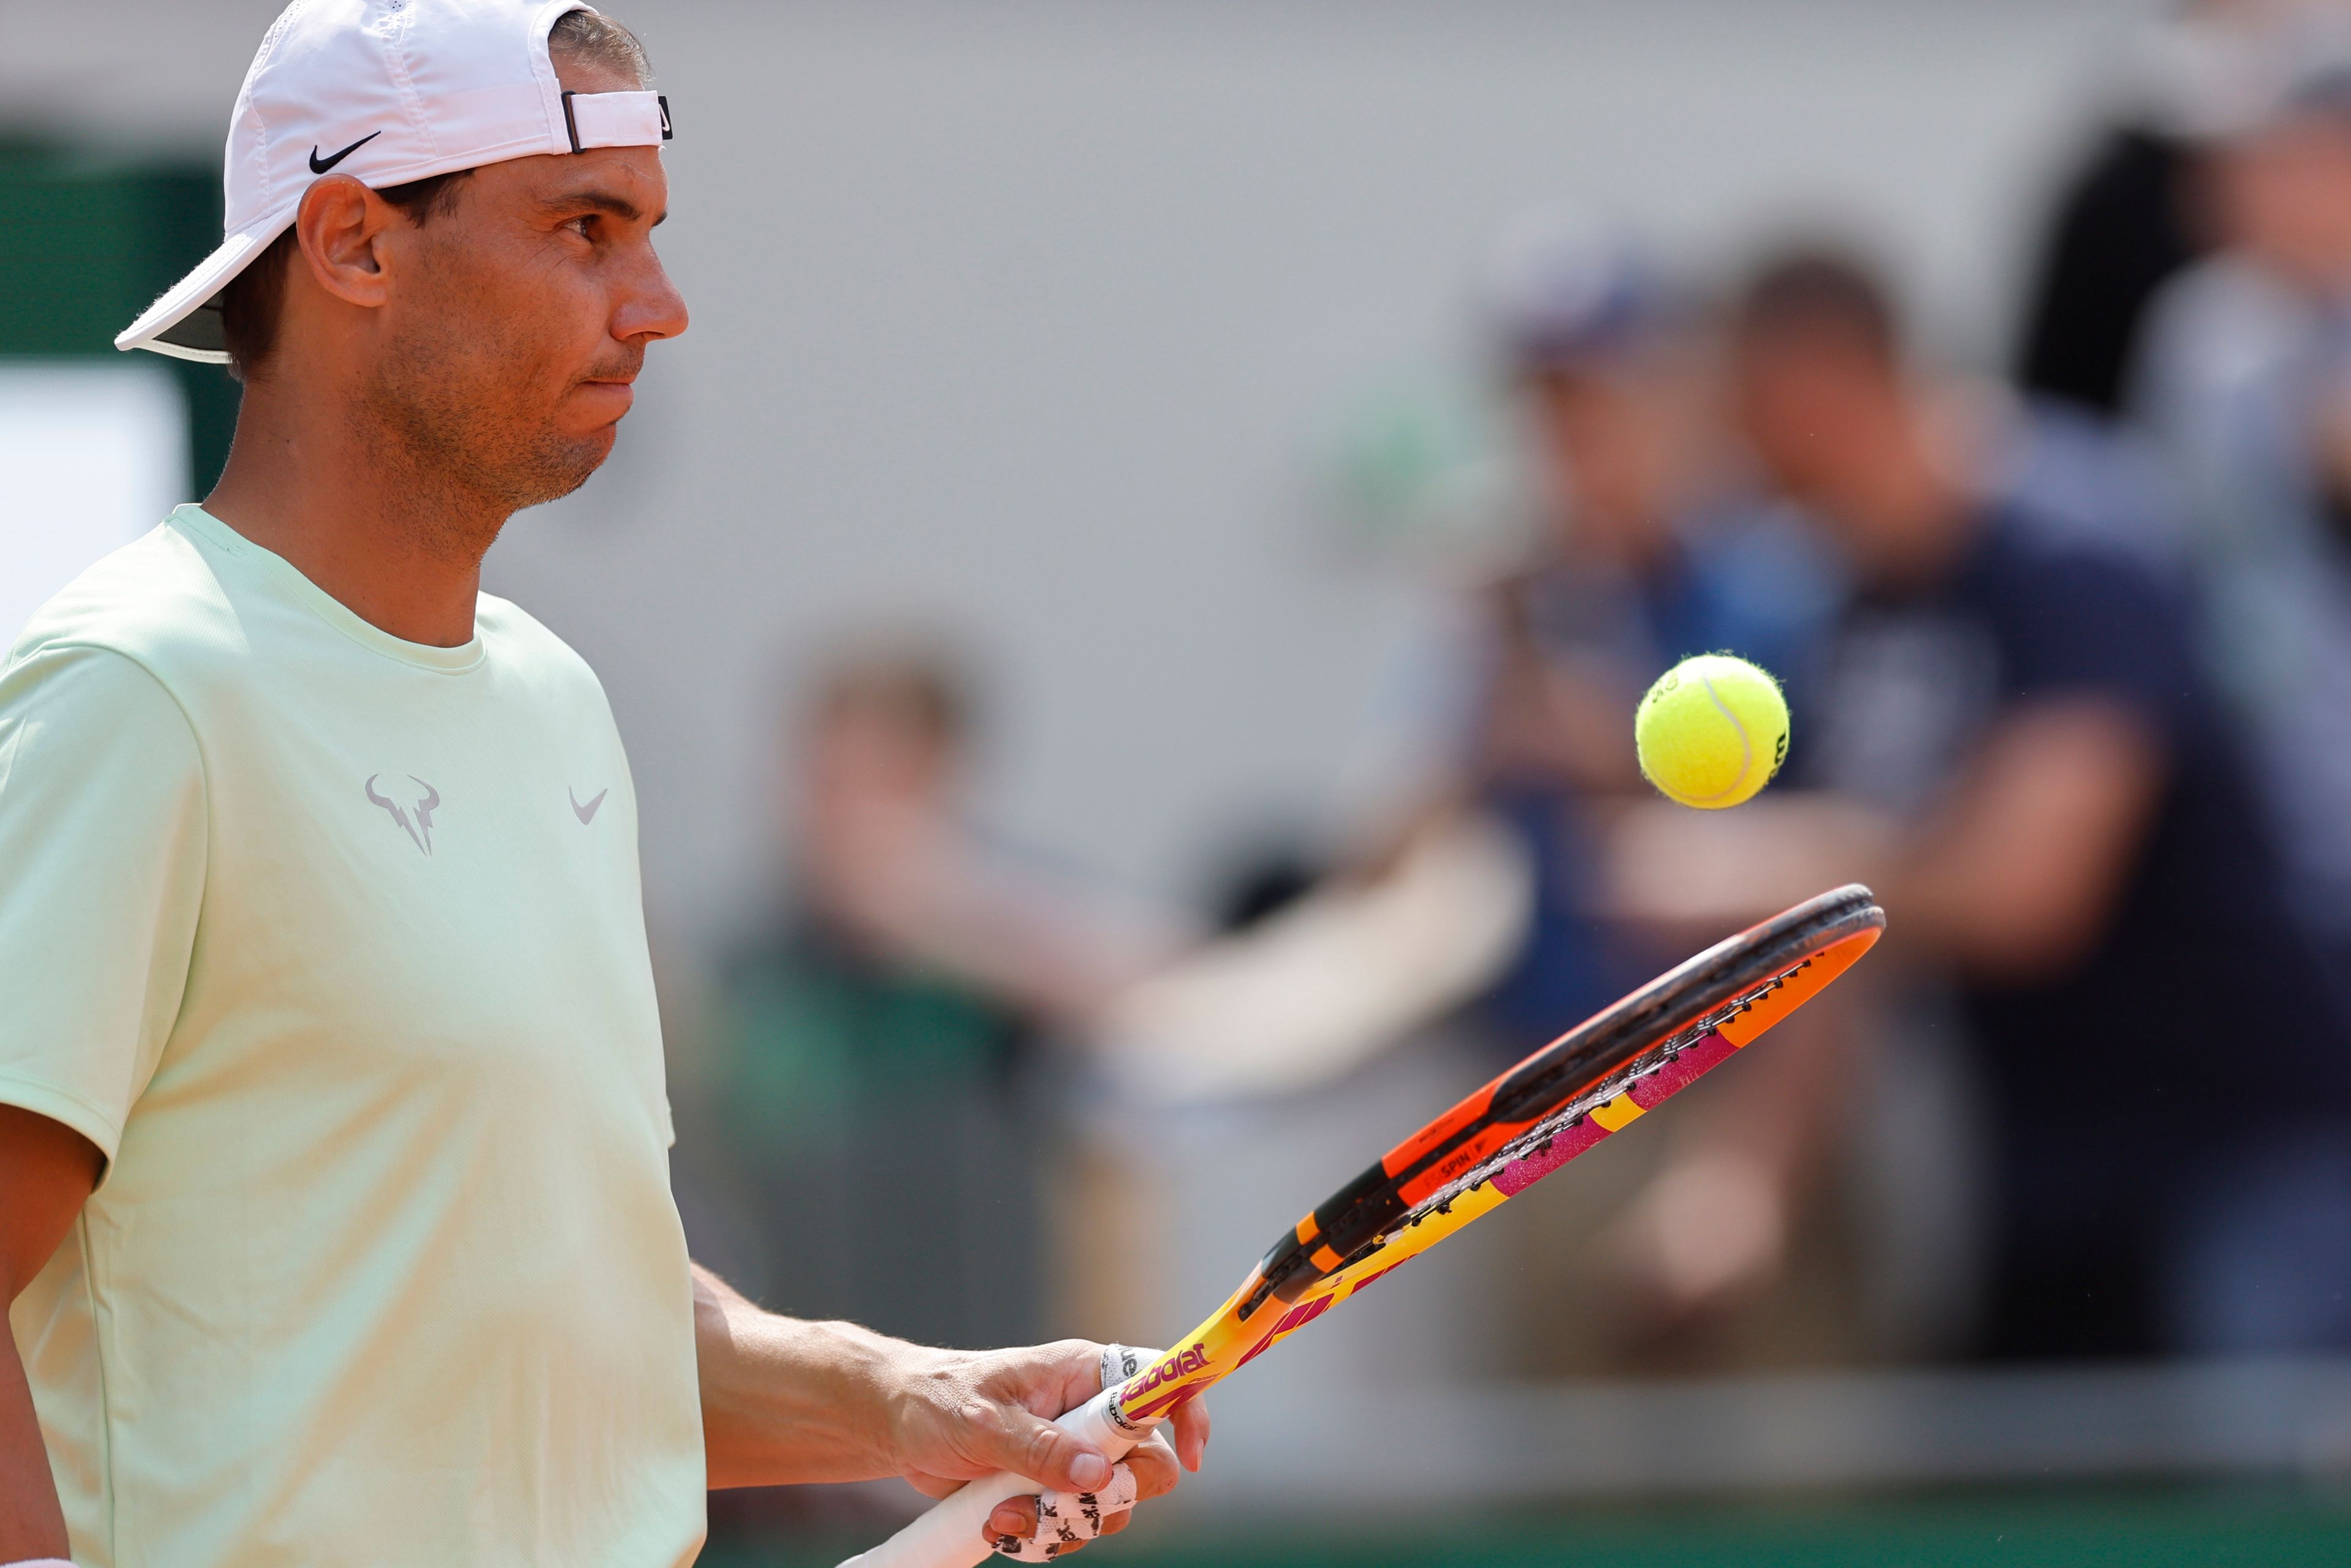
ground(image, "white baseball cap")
xmin=118 ymin=0 xmax=672 ymax=363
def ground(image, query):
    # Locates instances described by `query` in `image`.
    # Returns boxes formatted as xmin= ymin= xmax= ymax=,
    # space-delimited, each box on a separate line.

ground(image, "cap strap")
xmin=561 ymin=89 xmax=671 ymax=154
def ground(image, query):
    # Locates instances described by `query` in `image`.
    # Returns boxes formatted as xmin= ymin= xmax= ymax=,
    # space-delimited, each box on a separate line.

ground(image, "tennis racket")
xmin=840 ymin=883 xmax=1884 ymax=1567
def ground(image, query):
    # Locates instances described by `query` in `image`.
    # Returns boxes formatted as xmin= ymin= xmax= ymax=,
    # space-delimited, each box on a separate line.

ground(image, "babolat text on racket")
xmin=841 ymin=884 xmax=1885 ymax=1567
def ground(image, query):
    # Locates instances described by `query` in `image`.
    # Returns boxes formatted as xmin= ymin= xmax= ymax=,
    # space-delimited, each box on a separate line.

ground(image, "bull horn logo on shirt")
xmin=365 ymin=775 xmax=441 ymax=855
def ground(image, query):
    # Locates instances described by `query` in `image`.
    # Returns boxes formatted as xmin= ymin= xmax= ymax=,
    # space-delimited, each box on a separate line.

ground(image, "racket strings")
xmin=1486 ymin=940 xmax=1805 ymax=1123
xmin=1243 ymin=891 xmax=1880 ymax=1317
xmin=1370 ymin=955 xmax=1813 ymax=1247
xmin=1538 ymin=960 xmax=1803 ymax=1142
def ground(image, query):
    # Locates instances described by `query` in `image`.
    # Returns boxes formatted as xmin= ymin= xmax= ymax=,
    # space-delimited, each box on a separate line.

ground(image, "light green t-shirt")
xmin=0 ymin=506 xmax=705 ymax=1567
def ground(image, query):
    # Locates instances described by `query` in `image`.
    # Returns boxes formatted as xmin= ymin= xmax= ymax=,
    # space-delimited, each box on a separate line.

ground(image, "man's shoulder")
xmin=1973 ymin=498 xmax=2181 ymax=604
xmin=7 ymin=519 xmax=239 ymax=685
xmin=474 ymin=593 xmax=612 ymax=705
xmin=1964 ymin=500 xmax=2201 ymax=695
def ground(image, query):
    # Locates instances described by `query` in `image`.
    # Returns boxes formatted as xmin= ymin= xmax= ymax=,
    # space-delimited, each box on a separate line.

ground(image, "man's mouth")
xmin=577 ymin=351 xmax=645 ymax=392
xmin=572 ymin=377 xmax=637 ymax=425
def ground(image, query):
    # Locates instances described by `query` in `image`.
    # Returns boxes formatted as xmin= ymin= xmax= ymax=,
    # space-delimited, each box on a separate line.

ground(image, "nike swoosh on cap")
xmin=571 ymin=787 xmax=609 ymax=825
xmin=308 ymin=130 xmax=381 ymax=174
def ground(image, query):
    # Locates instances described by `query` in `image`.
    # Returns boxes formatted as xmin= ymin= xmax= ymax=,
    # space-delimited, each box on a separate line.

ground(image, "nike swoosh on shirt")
xmin=309 ymin=131 xmax=381 ymax=174
xmin=570 ymin=787 xmax=609 ymax=825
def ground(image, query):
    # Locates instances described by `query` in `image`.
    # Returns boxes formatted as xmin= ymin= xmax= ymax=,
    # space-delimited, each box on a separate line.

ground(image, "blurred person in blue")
xmin=1458 ymin=219 xmax=1840 ymax=1051
xmin=1614 ymin=247 xmax=2351 ymax=1359
xmin=2135 ymin=37 xmax=2351 ymax=994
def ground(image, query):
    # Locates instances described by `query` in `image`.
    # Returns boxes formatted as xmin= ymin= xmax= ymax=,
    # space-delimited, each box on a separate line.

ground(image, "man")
xmin=1611 ymin=249 xmax=2351 ymax=1359
xmin=0 ymin=4 xmax=1202 ymax=1565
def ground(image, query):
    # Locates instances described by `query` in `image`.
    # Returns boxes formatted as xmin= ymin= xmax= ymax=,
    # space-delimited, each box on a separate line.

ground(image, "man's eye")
xmin=567 ymin=216 xmax=595 ymax=239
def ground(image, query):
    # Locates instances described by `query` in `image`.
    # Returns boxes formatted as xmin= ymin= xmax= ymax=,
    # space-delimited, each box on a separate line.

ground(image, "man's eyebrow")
xmin=538 ymin=187 xmax=663 ymax=225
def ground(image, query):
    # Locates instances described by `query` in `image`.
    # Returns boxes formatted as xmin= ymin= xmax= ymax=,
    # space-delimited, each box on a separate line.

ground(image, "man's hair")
xmin=547 ymin=7 xmax=653 ymax=85
xmin=811 ymin=644 xmax=978 ymax=753
xmin=1728 ymin=246 xmax=1902 ymax=365
xmin=216 ymin=7 xmax=651 ymax=381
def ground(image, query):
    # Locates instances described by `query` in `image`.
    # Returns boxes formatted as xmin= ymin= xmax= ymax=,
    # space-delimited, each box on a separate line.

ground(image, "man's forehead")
xmin=479 ymin=144 xmax=669 ymax=219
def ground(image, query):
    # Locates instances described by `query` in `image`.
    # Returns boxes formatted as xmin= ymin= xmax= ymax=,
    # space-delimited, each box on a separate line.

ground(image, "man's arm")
xmin=1888 ymin=700 xmax=2164 ymax=978
xmin=691 ymin=1266 xmax=1207 ymax=1550
xmin=1608 ymin=700 xmax=2162 ymax=978
xmin=0 ymin=1106 xmax=102 ymax=1562
xmin=1597 ymin=699 xmax=2164 ymax=1318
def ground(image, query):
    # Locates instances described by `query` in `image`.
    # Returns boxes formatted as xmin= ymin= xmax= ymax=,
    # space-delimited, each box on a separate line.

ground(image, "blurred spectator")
xmin=1459 ymin=219 xmax=1840 ymax=1048
xmin=2012 ymin=1 xmax=2351 ymax=415
xmin=2014 ymin=1 xmax=2241 ymax=413
xmin=2014 ymin=110 xmax=2198 ymax=419
xmin=2000 ymin=5 xmax=2351 ymax=590
xmin=1613 ymin=248 xmax=2351 ymax=1359
xmin=2135 ymin=36 xmax=2351 ymax=988
xmin=683 ymin=642 xmax=1141 ymax=1351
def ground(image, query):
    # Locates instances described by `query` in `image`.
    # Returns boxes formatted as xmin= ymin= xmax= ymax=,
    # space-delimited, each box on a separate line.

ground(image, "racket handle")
xmin=834 ymin=1386 xmax=1141 ymax=1568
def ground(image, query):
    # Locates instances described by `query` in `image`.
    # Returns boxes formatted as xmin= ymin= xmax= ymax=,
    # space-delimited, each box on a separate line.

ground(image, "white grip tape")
xmin=988 ymin=1460 xmax=1140 ymax=1562
xmin=834 ymin=1386 xmax=1139 ymax=1568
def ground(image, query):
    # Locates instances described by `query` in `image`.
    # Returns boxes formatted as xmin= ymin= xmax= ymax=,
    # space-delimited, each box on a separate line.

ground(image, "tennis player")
xmin=0 ymin=4 xmax=1203 ymax=1565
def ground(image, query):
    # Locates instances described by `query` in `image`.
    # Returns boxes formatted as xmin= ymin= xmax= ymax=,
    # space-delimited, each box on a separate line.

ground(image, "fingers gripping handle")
xmin=835 ymin=1386 xmax=1141 ymax=1568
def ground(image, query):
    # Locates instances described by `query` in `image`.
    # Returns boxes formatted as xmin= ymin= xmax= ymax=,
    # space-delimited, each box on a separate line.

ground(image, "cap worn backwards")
xmin=116 ymin=0 xmax=673 ymax=364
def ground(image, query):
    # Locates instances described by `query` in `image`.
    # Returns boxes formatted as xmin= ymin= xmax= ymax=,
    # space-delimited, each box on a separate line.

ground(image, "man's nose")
xmin=618 ymin=252 xmax=689 ymax=343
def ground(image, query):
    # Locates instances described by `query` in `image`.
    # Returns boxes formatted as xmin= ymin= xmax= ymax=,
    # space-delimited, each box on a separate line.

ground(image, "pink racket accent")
xmin=1492 ymin=1029 xmax=1741 ymax=1198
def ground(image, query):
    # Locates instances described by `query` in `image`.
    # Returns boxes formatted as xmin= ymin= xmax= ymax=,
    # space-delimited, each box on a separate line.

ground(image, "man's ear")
xmin=293 ymin=174 xmax=401 ymax=309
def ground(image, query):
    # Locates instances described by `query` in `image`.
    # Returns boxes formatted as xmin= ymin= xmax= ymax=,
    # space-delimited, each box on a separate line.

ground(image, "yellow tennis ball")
xmin=1634 ymin=654 xmax=1790 ymax=809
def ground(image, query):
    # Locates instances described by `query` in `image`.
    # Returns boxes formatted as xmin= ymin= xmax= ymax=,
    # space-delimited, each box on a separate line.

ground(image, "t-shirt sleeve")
xmin=0 ymin=643 xmax=206 ymax=1168
xmin=1993 ymin=542 xmax=2200 ymax=743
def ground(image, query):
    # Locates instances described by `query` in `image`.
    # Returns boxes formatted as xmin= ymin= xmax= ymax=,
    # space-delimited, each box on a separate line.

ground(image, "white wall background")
xmin=0 ymin=363 xmax=187 ymax=645
xmin=6 ymin=0 xmax=2165 ymax=937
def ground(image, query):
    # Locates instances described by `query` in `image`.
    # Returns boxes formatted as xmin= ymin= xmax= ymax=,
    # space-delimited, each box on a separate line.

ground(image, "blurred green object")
xmin=703 ymin=1487 xmax=2351 ymax=1568
xmin=1320 ymin=372 xmax=1524 ymax=574
xmin=0 ymin=140 xmax=238 ymax=496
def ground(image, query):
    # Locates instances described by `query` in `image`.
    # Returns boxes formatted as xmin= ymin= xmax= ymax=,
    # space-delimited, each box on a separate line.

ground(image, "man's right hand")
xmin=880 ymin=1338 xmax=1209 ymax=1555
xmin=692 ymin=1267 xmax=1209 ymax=1556
xmin=0 ymin=1106 xmax=101 ymax=1561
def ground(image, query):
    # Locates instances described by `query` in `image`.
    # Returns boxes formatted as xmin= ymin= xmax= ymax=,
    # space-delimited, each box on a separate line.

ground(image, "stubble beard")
xmin=361 ymin=309 xmax=619 ymax=565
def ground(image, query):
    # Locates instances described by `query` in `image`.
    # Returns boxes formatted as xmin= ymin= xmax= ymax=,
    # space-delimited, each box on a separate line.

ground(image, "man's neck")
xmin=203 ymin=373 xmax=508 ymax=648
